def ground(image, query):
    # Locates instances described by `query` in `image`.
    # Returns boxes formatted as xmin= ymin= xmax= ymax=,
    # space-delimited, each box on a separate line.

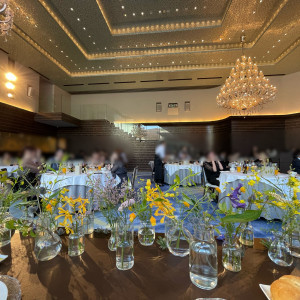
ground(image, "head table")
xmin=0 ymin=232 xmax=299 ymax=300
xmin=219 ymin=171 xmax=295 ymax=220
xmin=164 ymin=164 xmax=202 ymax=185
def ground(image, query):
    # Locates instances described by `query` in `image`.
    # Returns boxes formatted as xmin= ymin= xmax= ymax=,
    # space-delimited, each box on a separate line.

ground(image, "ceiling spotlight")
xmin=7 ymin=93 xmax=14 ymax=99
xmin=5 ymin=82 xmax=15 ymax=90
xmin=5 ymin=72 xmax=17 ymax=81
xmin=141 ymin=12 xmax=144 ymax=15
xmin=83 ymin=27 xmax=86 ymax=30
xmin=121 ymin=6 xmax=125 ymax=9
xmin=132 ymin=13 xmax=135 ymax=16
xmin=175 ymin=8 xmax=179 ymax=12
xmin=70 ymin=8 xmax=74 ymax=11
xmin=194 ymin=6 xmax=197 ymax=10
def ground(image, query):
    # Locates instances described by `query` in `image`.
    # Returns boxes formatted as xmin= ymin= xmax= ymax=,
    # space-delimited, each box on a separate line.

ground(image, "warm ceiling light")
xmin=5 ymin=72 xmax=17 ymax=81
xmin=7 ymin=93 xmax=14 ymax=98
xmin=5 ymin=82 xmax=15 ymax=90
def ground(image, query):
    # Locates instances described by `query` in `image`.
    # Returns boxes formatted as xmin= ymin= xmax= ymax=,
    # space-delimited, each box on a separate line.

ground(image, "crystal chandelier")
xmin=216 ymin=36 xmax=277 ymax=114
xmin=0 ymin=0 xmax=14 ymax=38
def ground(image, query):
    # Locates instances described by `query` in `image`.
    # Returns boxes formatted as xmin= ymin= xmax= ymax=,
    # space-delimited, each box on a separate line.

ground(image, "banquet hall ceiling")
xmin=0 ymin=0 xmax=300 ymax=93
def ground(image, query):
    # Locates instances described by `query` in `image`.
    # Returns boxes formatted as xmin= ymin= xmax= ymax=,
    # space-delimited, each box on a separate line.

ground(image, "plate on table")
xmin=0 ymin=255 xmax=8 ymax=263
xmin=0 ymin=281 xmax=8 ymax=300
xmin=259 ymin=284 xmax=271 ymax=300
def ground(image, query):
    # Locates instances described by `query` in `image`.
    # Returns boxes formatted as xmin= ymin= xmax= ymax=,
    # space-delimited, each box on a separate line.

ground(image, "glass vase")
xmin=166 ymin=219 xmax=192 ymax=257
xmin=0 ymin=207 xmax=11 ymax=247
xmin=34 ymin=231 xmax=62 ymax=261
xmin=108 ymin=223 xmax=117 ymax=251
xmin=239 ymin=222 xmax=254 ymax=247
xmin=0 ymin=226 xmax=11 ymax=247
xmin=222 ymin=234 xmax=242 ymax=272
xmin=68 ymin=231 xmax=85 ymax=257
xmin=189 ymin=224 xmax=218 ymax=290
xmin=268 ymin=231 xmax=293 ymax=266
xmin=290 ymin=229 xmax=300 ymax=258
xmin=116 ymin=223 xmax=134 ymax=270
xmin=138 ymin=221 xmax=155 ymax=246
xmin=84 ymin=212 xmax=94 ymax=235
xmin=34 ymin=213 xmax=62 ymax=261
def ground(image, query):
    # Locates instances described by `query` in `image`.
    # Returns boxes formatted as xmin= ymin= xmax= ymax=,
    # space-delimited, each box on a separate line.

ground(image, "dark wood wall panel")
xmin=0 ymin=102 xmax=56 ymax=136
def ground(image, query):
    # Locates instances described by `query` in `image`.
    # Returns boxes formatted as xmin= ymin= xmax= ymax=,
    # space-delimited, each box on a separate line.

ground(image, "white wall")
xmin=0 ymin=50 xmax=71 ymax=114
xmin=71 ymin=71 xmax=300 ymax=123
xmin=0 ymin=50 xmax=40 ymax=112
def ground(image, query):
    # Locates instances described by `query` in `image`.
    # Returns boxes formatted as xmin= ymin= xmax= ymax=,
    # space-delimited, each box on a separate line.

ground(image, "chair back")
xmin=131 ymin=166 xmax=138 ymax=189
xmin=148 ymin=161 xmax=154 ymax=172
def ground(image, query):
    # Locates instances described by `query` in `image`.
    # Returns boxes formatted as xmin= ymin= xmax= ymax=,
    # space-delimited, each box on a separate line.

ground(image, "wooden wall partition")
xmin=1 ymin=101 xmax=300 ymax=171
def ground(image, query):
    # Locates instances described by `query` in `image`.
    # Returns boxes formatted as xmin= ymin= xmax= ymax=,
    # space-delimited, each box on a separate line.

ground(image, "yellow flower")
xmin=129 ymin=213 xmax=136 ymax=222
xmin=240 ymin=200 xmax=245 ymax=203
xmin=183 ymin=201 xmax=190 ymax=208
xmin=240 ymin=186 xmax=246 ymax=193
xmin=62 ymin=168 xmax=67 ymax=174
xmin=49 ymin=181 xmax=53 ymax=185
xmin=216 ymin=187 xmax=221 ymax=193
xmin=146 ymin=179 xmax=151 ymax=187
xmin=169 ymin=193 xmax=175 ymax=197
xmin=150 ymin=216 xmax=156 ymax=226
xmin=46 ymin=204 xmax=52 ymax=212
xmin=248 ymin=180 xmax=256 ymax=186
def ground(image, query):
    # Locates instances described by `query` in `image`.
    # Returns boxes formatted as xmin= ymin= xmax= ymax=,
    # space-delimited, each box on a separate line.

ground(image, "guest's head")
xmin=54 ymin=149 xmax=64 ymax=162
xmin=206 ymin=151 xmax=216 ymax=162
xmin=22 ymin=146 xmax=36 ymax=161
xmin=110 ymin=151 xmax=120 ymax=164
xmin=293 ymin=149 xmax=300 ymax=159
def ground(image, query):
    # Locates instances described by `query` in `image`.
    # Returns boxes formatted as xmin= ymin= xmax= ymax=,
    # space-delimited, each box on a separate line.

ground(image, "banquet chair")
xmin=201 ymin=170 xmax=219 ymax=202
xmin=131 ymin=166 xmax=138 ymax=189
xmin=148 ymin=161 xmax=154 ymax=180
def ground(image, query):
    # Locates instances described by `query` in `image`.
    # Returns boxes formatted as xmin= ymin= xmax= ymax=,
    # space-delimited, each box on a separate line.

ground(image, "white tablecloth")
xmin=219 ymin=171 xmax=294 ymax=220
xmin=40 ymin=171 xmax=121 ymax=199
xmin=164 ymin=164 xmax=202 ymax=185
xmin=0 ymin=165 xmax=19 ymax=177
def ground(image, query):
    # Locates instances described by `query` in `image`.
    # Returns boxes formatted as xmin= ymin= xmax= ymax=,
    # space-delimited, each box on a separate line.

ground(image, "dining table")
xmin=0 ymin=165 xmax=19 ymax=177
xmin=164 ymin=163 xmax=202 ymax=185
xmin=218 ymin=171 xmax=295 ymax=220
xmin=0 ymin=232 xmax=299 ymax=300
xmin=40 ymin=171 xmax=121 ymax=200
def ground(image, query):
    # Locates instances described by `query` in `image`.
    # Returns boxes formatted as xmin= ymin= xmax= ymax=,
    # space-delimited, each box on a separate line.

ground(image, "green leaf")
xmin=30 ymin=230 xmax=36 ymax=238
xmin=5 ymin=219 xmax=16 ymax=230
xmin=222 ymin=210 xmax=262 ymax=223
xmin=174 ymin=175 xmax=180 ymax=185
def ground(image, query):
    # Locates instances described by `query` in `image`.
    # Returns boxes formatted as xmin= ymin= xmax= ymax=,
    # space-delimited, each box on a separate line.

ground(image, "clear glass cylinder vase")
xmin=166 ymin=219 xmax=192 ymax=257
xmin=268 ymin=231 xmax=293 ymax=266
xmin=116 ymin=223 xmax=134 ymax=270
xmin=239 ymin=222 xmax=254 ymax=247
xmin=0 ymin=226 xmax=11 ymax=247
xmin=68 ymin=229 xmax=85 ymax=257
xmin=222 ymin=234 xmax=242 ymax=272
xmin=290 ymin=229 xmax=300 ymax=258
xmin=138 ymin=221 xmax=155 ymax=246
xmin=0 ymin=207 xmax=11 ymax=247
xmin=84 ymin=211 xmax=94 ymax=235
xmin=108 ymin=223 xmax=117 ymax=251
xmin=189 ymin=224 xmax=218 ymax=290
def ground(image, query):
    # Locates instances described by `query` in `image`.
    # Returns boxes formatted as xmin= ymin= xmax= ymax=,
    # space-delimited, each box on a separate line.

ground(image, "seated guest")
xmin=154 ymin=141 xmax=166 ymax=186
xmin=178 ymin=146 xmax=191 ymax=161
xmin=48 ymin=149 xmax=64 ymax=170
xmin=203 ymin=151 xmax=224 ymax=186
xmin=292 ymin=150 xmax=300 ymax=174
xmin=110 ymin=151 xmax=128 ymax=185
xmin=22 ymin=147 xmax=41 ymax=175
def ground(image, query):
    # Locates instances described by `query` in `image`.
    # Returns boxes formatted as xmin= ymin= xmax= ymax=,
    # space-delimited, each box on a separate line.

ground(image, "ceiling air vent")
xmin=114 ymin=81 xmax=136 ymax=84
xmin=168 ymin=78 xmax=192 ymax=81
xmin=87 ymin=82 xmax=110 ymax=85
xmin=140 ymin=79 xmax=164 ymax=83
xmin=63 ymin=83 xmax=84 ymax=87
xmin=197 ymin=77 xmax=222 ymax=80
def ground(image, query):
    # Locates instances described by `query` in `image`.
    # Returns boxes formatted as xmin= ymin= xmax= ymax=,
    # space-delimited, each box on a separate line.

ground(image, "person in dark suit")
xmin=154 ymin=141 xmax=166 ymax=186
xmin=203 ymin=151 xmax=224 ymax=186
xmin=110 ymin=151 xmax=128 ymax=186
xmin=291 ymin=150 xmax=300 ymax=174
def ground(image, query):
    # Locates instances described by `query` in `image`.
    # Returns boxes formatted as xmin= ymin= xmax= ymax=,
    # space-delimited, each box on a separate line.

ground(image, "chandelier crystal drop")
xmin=216 ymin=55 xmax=277 ymax=114
xmin=0 ymin=0 xmax=14 ymax=38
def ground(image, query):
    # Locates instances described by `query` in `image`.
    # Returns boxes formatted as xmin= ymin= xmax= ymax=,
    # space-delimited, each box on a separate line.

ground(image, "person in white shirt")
xmin=154 ymin=141 xmax=166 ymax=185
